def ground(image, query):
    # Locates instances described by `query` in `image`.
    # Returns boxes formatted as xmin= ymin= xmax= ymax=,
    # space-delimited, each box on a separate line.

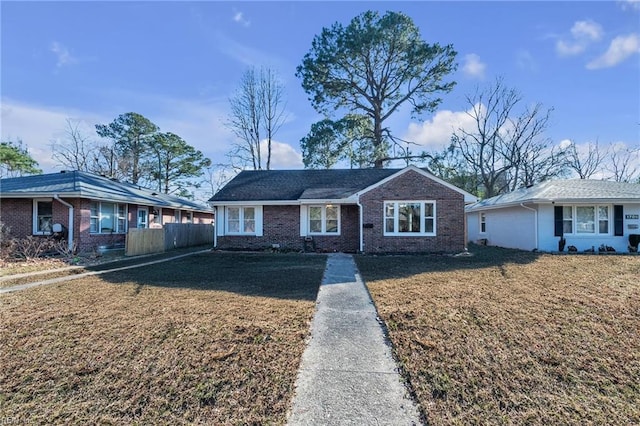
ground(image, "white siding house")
xmin=466 ymin=180 xmax=640 ymax=253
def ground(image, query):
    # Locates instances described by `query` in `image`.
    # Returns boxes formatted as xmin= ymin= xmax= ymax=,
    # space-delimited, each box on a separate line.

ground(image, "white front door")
xmin=137 ymin=207 xmax=148 ymax=229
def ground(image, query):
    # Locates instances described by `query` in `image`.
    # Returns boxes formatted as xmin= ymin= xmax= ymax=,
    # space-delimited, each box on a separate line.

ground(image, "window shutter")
xmin=614 ymin=205 xmax=624 ymax=236
xmin=300 ymin=205 xmax=308 ymax=236
xmin=554 ymin=206 xmax=563 ymax=236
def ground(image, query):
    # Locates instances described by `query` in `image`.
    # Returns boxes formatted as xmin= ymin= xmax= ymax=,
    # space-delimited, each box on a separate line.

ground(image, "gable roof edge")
xmin=355 ymin=165 xmax=478 ymax=203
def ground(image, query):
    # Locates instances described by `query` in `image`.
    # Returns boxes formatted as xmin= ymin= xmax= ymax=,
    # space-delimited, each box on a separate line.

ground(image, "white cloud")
xmin=571 ymin=20 xmax=603 ymax=41
xmin=619 ymin=0 xmax=640 ymax=11
xmin=559 ymin=138 xmax=573 ymax=149
xmin=587 ymin=33 xmax=640 ymax=69
xmin=50 ymin=41 xmax=77 ymax=68
xmin=556 ymin=20 xmax=603 ymax=56
xmin=0 ymin=99 xmax=104 ymax=171
xmin=462 ymin=54 xmax=486 ymax=79
xmin=403 ymin=108 xmax=478 ymax=151
xmin=556 ymin=39 xmax=588 ymax=56
xmin=260 ymin=140 xmax=303 ymax=169
xmin=232 ymin=10 xmax=250 ymax=27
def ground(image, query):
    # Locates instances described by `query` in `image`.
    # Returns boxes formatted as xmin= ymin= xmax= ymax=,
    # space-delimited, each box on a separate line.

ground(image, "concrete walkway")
xmin=288 ymin=253 xmax=421 ymax=425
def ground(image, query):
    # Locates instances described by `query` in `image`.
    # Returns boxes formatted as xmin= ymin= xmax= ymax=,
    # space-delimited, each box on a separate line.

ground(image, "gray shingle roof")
xmin=209 ymin=169 xmax=400 ymax=202
xmin=1 ymin=171 xmax=212 ymax=212
xmin=466 ymin=179 xmax=640 ymax=212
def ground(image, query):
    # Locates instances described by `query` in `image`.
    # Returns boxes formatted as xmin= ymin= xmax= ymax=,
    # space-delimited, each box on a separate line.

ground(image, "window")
xmin=598 ymin=206 xmax=609 ymax=234
xmin=33 ymin=199 xmax=53 ymax=234
xmin=90 ymin=201 xmax=127 ymax=233
xmin=186 ymin=211 xmax=193 ymax=224
xmin=576 ymin=206 xmax=595 ymax=234
xmin=174 ymin=210 xmax=181 ymax=223
xmin=308 ymin=205 xmax=340 ymax=235
xmin=559 ymin=205 xmax=610 ymax=235
xmin=384 ymin=201 xmax=436 ymax=236
xmin=137 ymin=208 xmax=148 ymax=229
xmin=152 ymin=208 xmax=162 ymax=226
xmin=227 ymin=207 xmax=256 ymax=234
xmin=562 ymin=206 xmax=573 ymax=234
xmin=480 ymin=212 xmax=486 ymax=233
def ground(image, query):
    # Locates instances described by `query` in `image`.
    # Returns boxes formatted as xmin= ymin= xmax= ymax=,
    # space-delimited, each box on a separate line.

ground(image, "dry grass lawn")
xmin=0 ymin=258 xmax=70 ymax=278
xmin=356 ymin=247 xmax=640 ymax=425
xmin=0 ymin=252 xmax=326 ymax=425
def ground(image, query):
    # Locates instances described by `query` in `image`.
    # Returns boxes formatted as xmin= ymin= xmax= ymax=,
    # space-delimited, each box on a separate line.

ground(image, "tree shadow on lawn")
xmin=355 ymin=244 xmax=542 ymax=281
xmin=91 ymin=252 xmax=327 ymax=302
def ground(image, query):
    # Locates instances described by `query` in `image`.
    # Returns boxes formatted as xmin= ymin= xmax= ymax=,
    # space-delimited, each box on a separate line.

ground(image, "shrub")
xmin=10 ymin=236 xmax=56 ymax=261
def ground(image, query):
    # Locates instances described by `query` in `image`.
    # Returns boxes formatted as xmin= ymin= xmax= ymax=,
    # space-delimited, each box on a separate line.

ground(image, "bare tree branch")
xmin=51 ymin=118 xmax=97 ymax=171
xmin=607 ymin=143 xmax=640 ymax=182
xmin=450 ymin=78 xmax=563 ymax=198
xmin=566 ymin=140 xmax=607 ymax=179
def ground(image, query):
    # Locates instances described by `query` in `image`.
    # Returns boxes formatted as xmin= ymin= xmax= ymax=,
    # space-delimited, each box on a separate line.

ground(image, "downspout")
xmin=213 ymin=206 xmax=218 ymax=248
xmin=53 ymin=195 xmax=74 ymax=251
xmin=520 ymin=203 xmax=537 ymax=250
xmin=356 ymin=197 xmax=364 ymax=253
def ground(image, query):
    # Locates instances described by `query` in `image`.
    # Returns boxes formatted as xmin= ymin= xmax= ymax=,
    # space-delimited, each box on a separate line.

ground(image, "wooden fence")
xmin=125 ymin=223 xmax=214 ymax=256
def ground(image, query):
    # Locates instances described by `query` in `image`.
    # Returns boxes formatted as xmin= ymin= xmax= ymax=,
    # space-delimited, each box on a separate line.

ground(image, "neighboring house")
xmin=208 ymin=165 xmax=477 ymax=253
xmin=0 ymin=170 xmax=214 ymax=252
xmin=466 ymin=179 xmax=640 ymax=252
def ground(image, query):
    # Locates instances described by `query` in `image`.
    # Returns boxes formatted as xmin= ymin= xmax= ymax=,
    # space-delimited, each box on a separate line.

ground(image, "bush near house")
xmin=357 ymin=247 xmax=640 ymax=425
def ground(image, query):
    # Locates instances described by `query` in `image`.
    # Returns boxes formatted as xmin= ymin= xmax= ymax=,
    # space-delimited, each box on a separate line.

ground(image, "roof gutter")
xmin=520 ymin=203 xmax=538 ymax=250
xmin=53 ymin=195 xmax=74 ymax=252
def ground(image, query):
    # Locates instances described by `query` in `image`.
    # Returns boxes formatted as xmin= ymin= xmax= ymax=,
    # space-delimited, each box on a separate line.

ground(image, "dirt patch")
xmin=356 ymin=247 xmax=640 ymax=425
xmin=0 ymin=252 xmax=326 ymax=424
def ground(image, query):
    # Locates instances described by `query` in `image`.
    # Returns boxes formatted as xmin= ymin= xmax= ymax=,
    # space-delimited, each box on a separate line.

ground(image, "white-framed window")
xmin=90 ymin=201 xmax=127 ymax=234
xmin=33 ymin=199 xmax=53 ymax=235
xmin=562 ymin=205 xmax=610 ymax=235
xmin=384 ymin=201 xmax=436 ymax=236
xmin=562 ymin=206 xmax=573 ymax=234
xmin=308 ymin=205 xmax=340 ymax=235
xmin=137 ymin=207 xmax=148 ymax=229
xmin=480 ymin=212 xmax=486 ymax=233
xmin=227 ymin=206 xmax=256 ymax=234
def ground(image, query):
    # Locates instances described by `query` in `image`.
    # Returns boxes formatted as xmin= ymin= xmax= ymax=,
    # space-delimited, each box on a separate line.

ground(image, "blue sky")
xmin=2 ymin=1 xmax=639 ymax=176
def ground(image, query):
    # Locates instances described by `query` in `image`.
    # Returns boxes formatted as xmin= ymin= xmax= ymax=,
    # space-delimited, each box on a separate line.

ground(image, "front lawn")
xmin=356 ymin=247 xmax=640 ymax=425
xmin=0 ymin=252 xmax=326 ymax=424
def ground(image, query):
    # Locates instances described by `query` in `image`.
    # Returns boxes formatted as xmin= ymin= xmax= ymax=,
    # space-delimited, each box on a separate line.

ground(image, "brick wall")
xmin=360 ymin=169 xmax=465 ymax=253
xmin=1 ymin=198 xmax=34 ymax=239
xmin=1 ymin=197 xmax=214 ymax=253
xmin=217 ymin=205 xmax=359 ymax=252
xmin=193 ymin=211 xmax=213 ymax=225
xmin=74 ymin=199 xmax=127 ymax=253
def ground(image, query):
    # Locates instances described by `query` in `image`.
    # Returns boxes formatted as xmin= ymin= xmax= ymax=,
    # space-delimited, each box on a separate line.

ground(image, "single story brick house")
xmin=466 ymin=179 xmax=640 ymax=252
xmin=208 ymin=165 xmax=477 ymax=253
xmin=0 ymin=170 xmax=214 ymax=252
